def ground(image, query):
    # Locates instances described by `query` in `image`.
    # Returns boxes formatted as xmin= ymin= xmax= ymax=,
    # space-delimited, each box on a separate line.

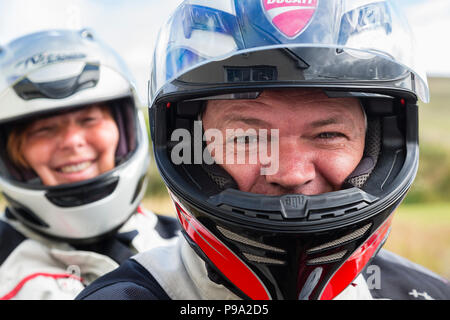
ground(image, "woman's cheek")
xmin=92 ymin=125 xmax=119 ymax=153
xmin=90 ymin=124 xmax=119 ymax=173
xmin=22 ymin=139 xmax=53 ymax=170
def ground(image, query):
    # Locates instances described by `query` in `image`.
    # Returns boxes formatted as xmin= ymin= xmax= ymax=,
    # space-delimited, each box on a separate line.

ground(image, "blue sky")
xmin=0 ymin=0 xmax=449 ymax=101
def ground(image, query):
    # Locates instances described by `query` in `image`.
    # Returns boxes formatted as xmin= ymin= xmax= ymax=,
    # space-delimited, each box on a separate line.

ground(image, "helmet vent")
xmin=13 ymin=63 xmax=100 ymax=100
xmin=217 ymin=225 xmax=285 ymax=253
xmin=202 ymin=162 xmax=238 ymax=190
xmin=306 ymin=250 xmax=347 ymax=265
xmin=346 ymin=118 xmax=381 ymax=188
xmin=242 ymin=252 xmax=285 ymax=265
xmin=347 ymin=174 xmax=370 ymax=188
xmin=307 ymin=223 xmax=371 ymax=254
xmin=3 ymin=194 xmax=50 ymax=228
xmin=207 ymin=172 xmax=230 ymax=189
xmin=45 ymin=176 xmax=119 ymax=208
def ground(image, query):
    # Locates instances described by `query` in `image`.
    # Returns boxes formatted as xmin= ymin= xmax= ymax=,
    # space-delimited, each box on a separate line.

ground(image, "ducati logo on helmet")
xmin=261 ymin=0 xmax=319 ymax=38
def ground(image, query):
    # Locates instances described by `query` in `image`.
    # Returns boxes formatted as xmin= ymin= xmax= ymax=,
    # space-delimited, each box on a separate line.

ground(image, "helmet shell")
xmin=0 ymin=29 xmax=150 ymax=242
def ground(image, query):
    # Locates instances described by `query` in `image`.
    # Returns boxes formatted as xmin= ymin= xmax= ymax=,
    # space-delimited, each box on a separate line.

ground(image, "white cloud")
xmin=404 ymin=0 xmax=450 ymax=76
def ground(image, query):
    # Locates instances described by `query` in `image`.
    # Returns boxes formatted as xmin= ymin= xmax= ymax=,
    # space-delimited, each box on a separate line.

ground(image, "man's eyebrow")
xmin=221 ymin=114 xmax=271 ymax=127
xmin=308 ymin=116 xmax=355 ymax=129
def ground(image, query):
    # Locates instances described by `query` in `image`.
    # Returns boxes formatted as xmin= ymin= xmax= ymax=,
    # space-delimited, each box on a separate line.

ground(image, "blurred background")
xmin=0 ymin=0 xmax=448 ymax=279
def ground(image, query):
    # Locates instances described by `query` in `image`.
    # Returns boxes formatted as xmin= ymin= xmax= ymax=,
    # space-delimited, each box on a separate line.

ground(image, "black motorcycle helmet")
xmin=149 ymin=0 xmax=429 ymax=299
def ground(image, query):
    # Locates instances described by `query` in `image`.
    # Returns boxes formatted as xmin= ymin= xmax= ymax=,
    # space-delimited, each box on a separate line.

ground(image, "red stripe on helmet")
xmin=173 ymin=200 xmax=271 ymax=300
xmin=319 ymin=216 xmax=393 ymax=300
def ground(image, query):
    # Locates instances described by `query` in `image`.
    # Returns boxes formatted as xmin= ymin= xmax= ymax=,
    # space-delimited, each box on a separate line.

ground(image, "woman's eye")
xmin=81 ymin=116 xmax=99 ymax=125
xmin=30 ymin=126 xmax=55 ymax=135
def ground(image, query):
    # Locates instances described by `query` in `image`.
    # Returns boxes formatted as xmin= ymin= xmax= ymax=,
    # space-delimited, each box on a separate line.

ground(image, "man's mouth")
xmin=58 ymin=160 xmax=93 ymax=173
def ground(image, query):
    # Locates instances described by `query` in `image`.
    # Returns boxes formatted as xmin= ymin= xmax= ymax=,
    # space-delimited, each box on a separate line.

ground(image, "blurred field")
xmin=406 ymin=77 xmax=450 ymax=204
xmin=385 ymin=203 xmax=450 ymax=278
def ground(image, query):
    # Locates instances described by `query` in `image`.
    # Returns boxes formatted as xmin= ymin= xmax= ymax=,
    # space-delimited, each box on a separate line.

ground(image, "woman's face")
xmin=21 ymin=104 xmax=119 ymax=186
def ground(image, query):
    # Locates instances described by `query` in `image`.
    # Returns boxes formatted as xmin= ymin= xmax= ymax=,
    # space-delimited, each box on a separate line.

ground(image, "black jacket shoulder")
xmin=364 ymin=249 xmax=450 ymax=300
xmin=76 ymin=258 xmax=170 ymax=300
xmin=0 ymin=219 xmax=26 ymax=265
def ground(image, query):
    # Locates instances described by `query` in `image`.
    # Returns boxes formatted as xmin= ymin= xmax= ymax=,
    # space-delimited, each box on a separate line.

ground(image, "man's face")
xmin=202 ymin=89 xmax=366 ymax=196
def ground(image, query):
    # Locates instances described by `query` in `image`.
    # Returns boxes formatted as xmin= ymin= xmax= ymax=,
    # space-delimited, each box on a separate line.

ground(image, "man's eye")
xmin=235 ymin=136 xmax=258 ymax=144
xmin=316 ymin=132 xmax=346 ymax=139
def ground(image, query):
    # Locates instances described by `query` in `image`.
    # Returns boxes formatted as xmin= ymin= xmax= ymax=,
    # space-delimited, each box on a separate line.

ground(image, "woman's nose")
xmin=58 ymin=123 xmax=86 ymax=149
xmin=264 ymin=139 xmax=316 ymax=190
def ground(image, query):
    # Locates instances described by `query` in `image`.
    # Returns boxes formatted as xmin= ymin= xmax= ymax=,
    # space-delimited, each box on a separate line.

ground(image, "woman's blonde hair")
xmin=7 ymin=124 xmax=30 ymax=169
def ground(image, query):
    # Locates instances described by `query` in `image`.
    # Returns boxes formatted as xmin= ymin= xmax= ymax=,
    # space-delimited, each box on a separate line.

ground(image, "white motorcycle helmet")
xmin=0 ymin=29 xmax=149 ymax=243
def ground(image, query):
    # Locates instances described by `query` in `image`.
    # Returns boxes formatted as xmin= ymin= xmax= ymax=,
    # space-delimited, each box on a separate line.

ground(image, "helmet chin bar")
xmin=154 ymin=92 xmax=419 ymax=299
xmin=173 ymin=192 xmax=395 ymax=300
xmin=208 ymin=187 xmax=379 ymax=221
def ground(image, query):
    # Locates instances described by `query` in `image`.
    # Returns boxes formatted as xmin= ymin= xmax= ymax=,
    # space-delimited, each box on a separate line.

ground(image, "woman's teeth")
xmin=59 ymin=161 xmax=92 ymax=173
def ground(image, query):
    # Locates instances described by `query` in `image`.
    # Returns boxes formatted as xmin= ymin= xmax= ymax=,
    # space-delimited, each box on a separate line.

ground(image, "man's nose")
xmin=264 ymin=139 xmax=316 ymax=190
xmin=58 ymin=124 xmax=86 ymax=149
